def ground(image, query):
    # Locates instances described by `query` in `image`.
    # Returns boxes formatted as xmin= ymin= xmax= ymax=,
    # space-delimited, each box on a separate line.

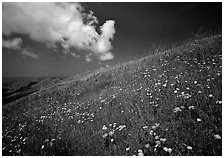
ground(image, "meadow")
xmin=2 ymin=33 xmax=222 ymax=156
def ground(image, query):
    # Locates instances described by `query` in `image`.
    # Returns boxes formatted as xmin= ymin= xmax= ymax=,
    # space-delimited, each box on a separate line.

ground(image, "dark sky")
xmin=2 ymin=2 xmax=222 ymax=77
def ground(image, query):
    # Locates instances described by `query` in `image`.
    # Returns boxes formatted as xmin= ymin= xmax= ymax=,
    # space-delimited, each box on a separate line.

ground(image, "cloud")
xmin=99 ymin=52 xmax=114 ymax=61
xmin=21 ymin=49 xmax=40 ymax=59
xmin=3 ymin=37 xmax=22 ymax=50
xmin=2 ymin=2 xmax=116 ymax=61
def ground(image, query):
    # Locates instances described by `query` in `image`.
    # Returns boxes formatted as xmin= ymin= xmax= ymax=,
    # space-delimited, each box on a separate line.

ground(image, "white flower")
xmin=126 ymin=147 xmax=130 ymax=151
xmin=155 ymin=140 xmax=161 ymax=145
xmin=163 ymin=147 xmax=172 ymax=153
xmin=138 ymin=149 xmax=143 ymax=152
xmin=188 ymin=106 xmax=195 ymax=110
xmin=194 ymin=81 xmax=198 ymax=84
xmin=143 ymin=126 xmax=148 ymax=129
xmin=118 ymin=125 xmax=126 ymax=131
xmin=180 ymin=106 xmax=185 ymax=109
xmin=209 ymin=94 xmax=213 ymax=97
xmin=103 ymin=133 xmax=108 ymax=138
xmin=160 ymin=138 xmax=167 ymax=142
xmin=214 ymin=134 xmax=221 ymax=139
xmin=174 ymin=107 xmax=182 ymax=113
xmin=145 ymin=144 xmax=150 ymax=148
xmin=152 ymin=125 xmax=156 ymax=129
xmin=216 ymin=101 xmax=222 ymax=104
xmin=187 ymin=146 xmax=192 ymax=150
xmin=197 ymin=118 xmax=202 ymax=122
xmin=155 ymin=136 xmax=159 ymax=140
xmin=102 ymin=125 xmax=107 ymax=130
xmin=109 ymin=130 xmax=114 ymax=136
xmin=138 ymin=152 xmax=144 ymax=156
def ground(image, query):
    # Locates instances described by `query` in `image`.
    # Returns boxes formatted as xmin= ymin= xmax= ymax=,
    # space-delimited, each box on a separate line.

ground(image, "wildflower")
xmin=174 ymin=107 xmax=182 ymax=113
xmin=16 ymin=149 xmax=21 ymax=153
xmin=45 ymin=139 xmax=49 ymax=142
xmin=118 ymin=125 xmax=126 ymax=131
xmin=102 ymin=125 xmax=107 ymax=130
xmin=214 ymin=134 xmax=221 ymax=139
xmin=188 ymin=106 xmax=195 ymax=110
xmin=138 ymin=152 xmax=144 ymax=156
xmin=138 ymin=149 xmax=144 ymax=156
xmin=103 ymin=133 xmax=108 ymax=138
xmin=126 ymin=147 xmax=130 ymax=151
xmin=194 ymin=81 xmax=198 ymax=84
xmin=197 ymin=118 xmax=202 ymax=122
xmin=160 ymin=138 xmax=167 ymax=142
xmin=111 ymin=138 xmax=114 ymax=142
xmin=209 ymin=94 xmax=213 ymax=97
xmin=41 ymin=145 xmax=44 ymax=149
xmin=187 ymin=146 xmax=193 ymax=150
xmin=23 ymin=137 xmax=27 ymax=142
xmin=109 ymin=130 xmax=114 ymax=136
xmin=152 ymin=125 xmax=156 ymax=129
xmin=138 ymin=149 xmax=143 ymax=152
xmin=216 ymin=101 xmax=222 ymax=104
xmin=163 ymin=147 xmax=172 ymax=153
xmin=155 ymin=140 xmax=161 ymax=146
xmin=145 ymin=144 xmax=150 ymax=148
xmin=183 ymin=93 xmax=191 ymax=99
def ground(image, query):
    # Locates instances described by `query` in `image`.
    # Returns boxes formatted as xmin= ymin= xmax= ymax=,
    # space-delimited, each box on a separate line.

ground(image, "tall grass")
xmin=2 ymin=33 xmax=222 ymax=156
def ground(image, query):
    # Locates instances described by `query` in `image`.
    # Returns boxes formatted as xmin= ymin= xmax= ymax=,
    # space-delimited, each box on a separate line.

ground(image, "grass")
xmin=2 ymin=34 xmax=222 ymax=156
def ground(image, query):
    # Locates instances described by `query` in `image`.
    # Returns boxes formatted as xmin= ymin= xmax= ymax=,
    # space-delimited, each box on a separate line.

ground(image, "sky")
xmin=2 ymin=2 xmax=222 ymax=77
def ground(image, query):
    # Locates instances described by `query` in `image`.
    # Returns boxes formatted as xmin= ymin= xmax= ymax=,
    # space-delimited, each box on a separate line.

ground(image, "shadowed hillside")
xmin=2 ymin=34 xmax=222 ymax=156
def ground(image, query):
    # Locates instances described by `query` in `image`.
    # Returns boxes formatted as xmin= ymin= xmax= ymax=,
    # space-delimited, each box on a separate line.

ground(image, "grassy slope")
xmin=2 ymin=77 xmax=65 ymax=105
xmin=2 ymin=34 xmax=222 ymax=156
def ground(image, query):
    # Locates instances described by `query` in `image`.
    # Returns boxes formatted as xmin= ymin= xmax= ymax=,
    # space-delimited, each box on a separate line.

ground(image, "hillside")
xmin=2 ymin=77 xmax=65 ymax=105
xmin=2 ymin=34 xmax=222 ymax=156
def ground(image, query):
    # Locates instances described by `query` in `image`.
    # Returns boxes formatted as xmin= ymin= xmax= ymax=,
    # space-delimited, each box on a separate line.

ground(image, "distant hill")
xmin=2 ymin=34 xmax=222 ymax=156
xmin=2 ymin=77 xmax=65 ymax=105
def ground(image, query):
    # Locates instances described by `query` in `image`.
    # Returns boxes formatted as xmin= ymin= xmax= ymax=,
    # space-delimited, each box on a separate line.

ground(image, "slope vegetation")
xmin=2 ymin=34 xmax=222 ymax=156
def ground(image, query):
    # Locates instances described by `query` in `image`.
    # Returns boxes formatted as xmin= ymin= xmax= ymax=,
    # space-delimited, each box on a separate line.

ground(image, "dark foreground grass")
xmin=2 ymin=34 xmax=222 ymax=156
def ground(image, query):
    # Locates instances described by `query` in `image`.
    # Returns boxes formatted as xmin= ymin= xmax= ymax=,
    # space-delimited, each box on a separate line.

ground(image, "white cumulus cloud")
xmin=3 ymin=37 xmax=22 ymax=50
xmin=21 ymin=49 xmax=40 ymax=59
xmin=2 ymin=2 xmax=116 ymax=61
xmin=99 ymin=52 xmax=114 ymax=61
